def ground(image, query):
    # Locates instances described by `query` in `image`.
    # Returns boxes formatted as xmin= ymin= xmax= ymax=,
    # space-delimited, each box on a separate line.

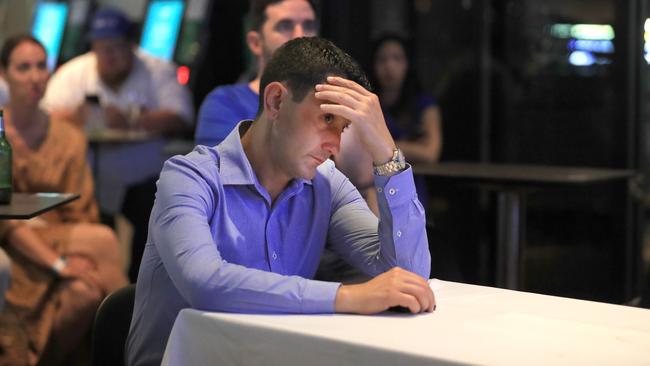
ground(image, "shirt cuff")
xmin=300 ymin=279 xmax=341 ymax=313
xmin=373 ymin=164 xmax=418 ymax=207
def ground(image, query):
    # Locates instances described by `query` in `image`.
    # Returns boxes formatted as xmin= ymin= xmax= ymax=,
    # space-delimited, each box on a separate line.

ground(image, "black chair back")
xmin=91 ymin=284 xmax=136 ymax=366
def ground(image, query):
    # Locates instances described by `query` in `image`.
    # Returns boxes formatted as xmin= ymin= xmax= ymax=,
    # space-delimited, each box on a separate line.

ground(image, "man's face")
xmin=270 ymin=86 xmax=349 ymax=180
xmin=256 ymin=0 xmax=317 ymax=64
xmin=92 ymin=38 xmax=134 ymax=87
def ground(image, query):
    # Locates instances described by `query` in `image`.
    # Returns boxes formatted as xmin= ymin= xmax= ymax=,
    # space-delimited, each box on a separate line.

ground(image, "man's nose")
xmin=322 ymin=127 xmax=342 ymax=156
xmin=29 ymin=68 xmax=43 ymax=82
xmin=292 ymin=24 xmax=305 ymax=39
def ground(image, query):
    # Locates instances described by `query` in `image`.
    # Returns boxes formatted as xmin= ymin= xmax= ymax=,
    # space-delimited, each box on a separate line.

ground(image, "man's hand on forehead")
xmin=315 ymin=76 xmax=396 ymax=165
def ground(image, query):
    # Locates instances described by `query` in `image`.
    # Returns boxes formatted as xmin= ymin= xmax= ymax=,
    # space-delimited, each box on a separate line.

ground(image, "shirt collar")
xmin=216 ymin=120 xmax=312 ymax=188
xmin=216 ymin=120 xmax=257 ymax=185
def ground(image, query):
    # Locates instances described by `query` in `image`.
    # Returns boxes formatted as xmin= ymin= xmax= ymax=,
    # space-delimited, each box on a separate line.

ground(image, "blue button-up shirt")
xmin=195 ymin=83 xmax=259 ymax=146
xmin=126 ymin=121 xmax=430 ymax=366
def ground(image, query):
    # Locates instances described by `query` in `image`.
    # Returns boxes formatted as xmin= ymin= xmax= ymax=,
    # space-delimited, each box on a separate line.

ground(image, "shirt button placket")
xmin=266 ymin=216 xmax=280 ymax=271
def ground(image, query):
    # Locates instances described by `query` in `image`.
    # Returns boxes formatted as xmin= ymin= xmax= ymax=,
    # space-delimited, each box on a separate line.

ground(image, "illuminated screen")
xmin=549 ymin=23 xmax=615 ymax=67
xmin=32 ymin=2 xmax=69 ymax=71
xmin=140 ymin=0 xmax=185 ymax=60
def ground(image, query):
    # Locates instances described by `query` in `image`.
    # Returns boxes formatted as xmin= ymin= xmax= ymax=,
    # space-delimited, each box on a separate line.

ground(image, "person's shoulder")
xmin=162 ymin=144 xmax=221 ymax=178
xmin=156 ymin=145 xmax=224 ymax=207
xmin=202 ymin=84 xmax=254 ymax=111
xmin=209 ymin=83 xmax=252 ymax=99
xmin=55 ymin=52 xmax=95 ymax=73
xmin=136 ymin=50 xmax=176 ymax=72
xmin=50 ymin=52 xmax=95 ymax=80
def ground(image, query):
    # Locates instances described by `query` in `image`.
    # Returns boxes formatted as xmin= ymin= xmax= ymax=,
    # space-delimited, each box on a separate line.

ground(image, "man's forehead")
xmin=265 ymin=0 xmax=315 ymax=22
xmin=92 ymin=37 xmax=129 ymax=48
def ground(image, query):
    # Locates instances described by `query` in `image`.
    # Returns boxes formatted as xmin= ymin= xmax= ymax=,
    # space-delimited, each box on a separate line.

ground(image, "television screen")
xmin=32 ymin=1 xmax=69 ymax=71
xmin=140 ymin=0 xmax=185 ymax=61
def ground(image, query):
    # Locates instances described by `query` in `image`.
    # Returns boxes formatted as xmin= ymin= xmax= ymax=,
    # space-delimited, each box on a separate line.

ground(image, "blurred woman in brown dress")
xmin=0 ymin=35 xmax=127 ymax=366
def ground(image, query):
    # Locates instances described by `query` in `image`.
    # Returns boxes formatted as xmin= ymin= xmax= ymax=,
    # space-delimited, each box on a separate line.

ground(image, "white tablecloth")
xmin=162 ymin=280 xmax=650 ymax=366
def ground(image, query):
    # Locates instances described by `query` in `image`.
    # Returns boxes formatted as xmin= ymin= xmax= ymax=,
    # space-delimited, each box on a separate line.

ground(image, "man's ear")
xmin=263 ymin=81 xmax=287 ymax=120
xmin=246 ymin=30 xmax=263 ymax=57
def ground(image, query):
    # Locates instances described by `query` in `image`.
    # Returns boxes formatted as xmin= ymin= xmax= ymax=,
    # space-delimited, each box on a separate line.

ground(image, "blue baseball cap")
xmin=89 ymin=8 xmax=132 ymax=40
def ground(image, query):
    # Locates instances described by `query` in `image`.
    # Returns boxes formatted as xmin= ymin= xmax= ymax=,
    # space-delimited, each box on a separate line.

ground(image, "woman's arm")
xmin=6 ymin=224 xmax=62 ymax=271
xmin=396 ymin=105 xmax=442 ymax=164
xmin=5 ymin=223 xmax=98 ymax=284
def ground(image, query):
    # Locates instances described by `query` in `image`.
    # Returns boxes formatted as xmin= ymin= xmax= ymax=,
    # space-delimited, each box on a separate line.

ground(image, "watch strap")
xmin=373 ymin=148 xmax=406 ymax=176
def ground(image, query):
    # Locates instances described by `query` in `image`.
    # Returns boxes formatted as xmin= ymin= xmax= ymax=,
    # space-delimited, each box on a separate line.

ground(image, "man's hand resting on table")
xmin=334 ymin=267 xmax=435 ymax=314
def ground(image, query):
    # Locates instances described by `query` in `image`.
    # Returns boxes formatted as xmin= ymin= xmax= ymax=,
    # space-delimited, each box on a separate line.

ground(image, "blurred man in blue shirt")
xmin=194 ymin=0 xmax=317 ymax=146
xmin=127 ymin=37 xmax=434 ymax=366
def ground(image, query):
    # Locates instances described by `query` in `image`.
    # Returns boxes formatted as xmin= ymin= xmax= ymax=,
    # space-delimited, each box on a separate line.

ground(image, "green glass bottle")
xmin=0 ymin=109 xmax=12 ymax=204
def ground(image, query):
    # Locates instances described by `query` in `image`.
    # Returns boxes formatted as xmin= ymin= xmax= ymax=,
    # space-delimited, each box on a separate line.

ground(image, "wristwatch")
xmin=373 ymin=148 xmax=406 ymax=176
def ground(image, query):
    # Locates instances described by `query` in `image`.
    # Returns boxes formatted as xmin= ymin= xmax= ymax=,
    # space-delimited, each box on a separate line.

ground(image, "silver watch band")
xmin=373 ymin=148 xmax=406 ymax=176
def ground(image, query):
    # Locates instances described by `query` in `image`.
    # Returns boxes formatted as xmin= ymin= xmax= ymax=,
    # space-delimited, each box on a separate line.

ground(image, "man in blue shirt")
xmin=195 ymin=0 xmax=318 ymax=146
xmin=196 ymin=0 xmax=376 ymax=282
xmin=127 ymin=37 xmax=434 ymax=366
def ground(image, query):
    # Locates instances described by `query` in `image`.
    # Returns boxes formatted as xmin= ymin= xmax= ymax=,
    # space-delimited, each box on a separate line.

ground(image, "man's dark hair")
xmin=249 ymin=0 xmax=317 ymax=31
xmin=0 ymin=34 xmax=46 ymax=69
xmin=258 ymin=37 xmax=370 ymax=115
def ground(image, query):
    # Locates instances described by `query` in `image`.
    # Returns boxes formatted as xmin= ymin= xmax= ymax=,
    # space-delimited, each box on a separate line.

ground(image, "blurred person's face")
xmin=374 ymin=40 xmax=408 ymax=92
xmin=248 ymin=0 xmax=317 ymax=68
xmin=92 ymin=38 xmax=134 ymax=88
xmin=1 ymin=41 xmax=49 ymax=106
